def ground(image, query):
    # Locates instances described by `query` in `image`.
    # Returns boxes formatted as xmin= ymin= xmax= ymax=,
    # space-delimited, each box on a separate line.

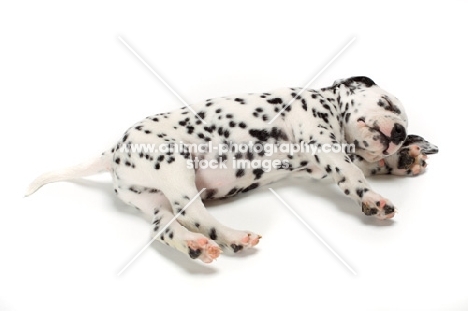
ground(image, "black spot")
xmin=249 ymin=129 xmax=270 ymax=141
xmin=176 ymin=208 xmax=186 ymax=216
xmin=205 ymin=189 xmax=218 ymax=200
xmin=189 ymin=248 xmax=202 ymax=259
xmin=317 ymin=112 xmax=329 ymax=123
xmin=345 ymin=113 xmax=351 ymax=123
xmin=115 ymin=157 xmax=120 ymax=164
xmin=231 ymin=244 xmax=243 ymax=253
xmin=227 ymin=187 xmax=238 ymax=196
xmin=356 ymin=188 xmax=368 ymax=198
xmin=242 ymin=183 xmax=259 ymax=193
xmin=267 ymin=98 xmax=282 ymax=104
xmin=204 ymin=126 xmax=214 ymax=133
xmin=314 ymin=155 xmax=320 ymax=163
xmin=209 ymin=228 xmax=218 ymax=240
xmin=239 ymin=122 xmax=247 ymax=128
xmin=344 ymin=189 xmax=350 ymax=195
xmin=325 ymin=165 xmax=332 ymax=173
xmin=253 ymin=168 xmax=264 ymax=180
xmin=236 ymin=169 xmax=245 ymax=178
xmin=129 ymin=186 xmax=140 ymax=194
xmin=229 ymin=121 xmax=236 ymax=127
xmin=270 ymin=127 xmax=286 ymax=140
xmin=300 ymin=161 xmax=308 ymax=166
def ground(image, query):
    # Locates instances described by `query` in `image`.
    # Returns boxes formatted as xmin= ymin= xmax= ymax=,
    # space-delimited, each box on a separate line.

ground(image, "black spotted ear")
xmin=333 ymin=76 xmax=376 ymax=88
xmin=346 ymin=76 xmax=376 ymax=87
xmin=403 ymin=134 xmax=439 ymax=155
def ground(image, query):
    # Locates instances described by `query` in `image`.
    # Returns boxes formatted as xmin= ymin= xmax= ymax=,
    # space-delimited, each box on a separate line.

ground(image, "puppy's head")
xmin=334 ymin=77 xmax=408 ymax=163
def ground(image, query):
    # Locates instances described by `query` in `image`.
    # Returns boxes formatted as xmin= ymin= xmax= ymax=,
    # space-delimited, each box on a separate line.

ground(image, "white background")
xmin=1 ymin=1 xmax=467 ymax=310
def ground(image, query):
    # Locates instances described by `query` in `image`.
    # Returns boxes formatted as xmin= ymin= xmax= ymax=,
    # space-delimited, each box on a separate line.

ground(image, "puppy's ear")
xmin=403 ymin=134 xmax=439 ymax=155
xmin=334 ymin=76 xmax=376 ymax=88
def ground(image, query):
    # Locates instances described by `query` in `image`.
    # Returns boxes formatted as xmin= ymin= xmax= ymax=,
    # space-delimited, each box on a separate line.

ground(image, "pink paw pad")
xmin=230 ymin=232 xmax=262 ymax=253
xmin=187 ymin=238 xmax=221 ymax=263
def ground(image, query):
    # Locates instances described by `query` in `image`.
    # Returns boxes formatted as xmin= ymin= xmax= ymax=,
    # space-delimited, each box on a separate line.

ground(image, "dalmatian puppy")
xmin=26 ymin=76 xmax=438 ymax=263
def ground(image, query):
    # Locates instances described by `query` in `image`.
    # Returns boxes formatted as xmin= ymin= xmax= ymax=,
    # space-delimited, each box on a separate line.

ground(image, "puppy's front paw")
xmin=361 ymin=191 xmax=395 ymax=220
xmin=384 ymin=134 xmax=438 ymax=176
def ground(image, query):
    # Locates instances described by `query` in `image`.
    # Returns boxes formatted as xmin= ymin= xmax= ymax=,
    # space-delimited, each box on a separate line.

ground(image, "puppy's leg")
xmin=161 ymin=184 xmax=262 ymax=254
xmin=115 ymin=145 xmax=261 ymax=254
xmin=116 ymin=187 xmax=221 ymax=263
xmin=321 ymin=154 xmax=396 ymax=219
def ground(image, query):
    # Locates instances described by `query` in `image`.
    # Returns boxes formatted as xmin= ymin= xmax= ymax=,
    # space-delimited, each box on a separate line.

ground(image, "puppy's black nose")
xmin=390 ymin=123 xmax=406 ymax=144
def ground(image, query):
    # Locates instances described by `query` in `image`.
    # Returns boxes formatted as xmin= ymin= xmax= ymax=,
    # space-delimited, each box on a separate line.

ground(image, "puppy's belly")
xmin=194 ymin=165 xmax=286 ymax=198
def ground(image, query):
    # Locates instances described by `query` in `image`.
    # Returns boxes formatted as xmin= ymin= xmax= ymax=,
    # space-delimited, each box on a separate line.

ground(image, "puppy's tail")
xmin=25 ymin=152 xmax=113 ymax=197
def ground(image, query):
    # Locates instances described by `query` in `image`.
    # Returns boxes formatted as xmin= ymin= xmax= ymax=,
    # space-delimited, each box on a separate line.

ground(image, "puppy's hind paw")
xmin=187 ymin=237 xmax=221 ymax=263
